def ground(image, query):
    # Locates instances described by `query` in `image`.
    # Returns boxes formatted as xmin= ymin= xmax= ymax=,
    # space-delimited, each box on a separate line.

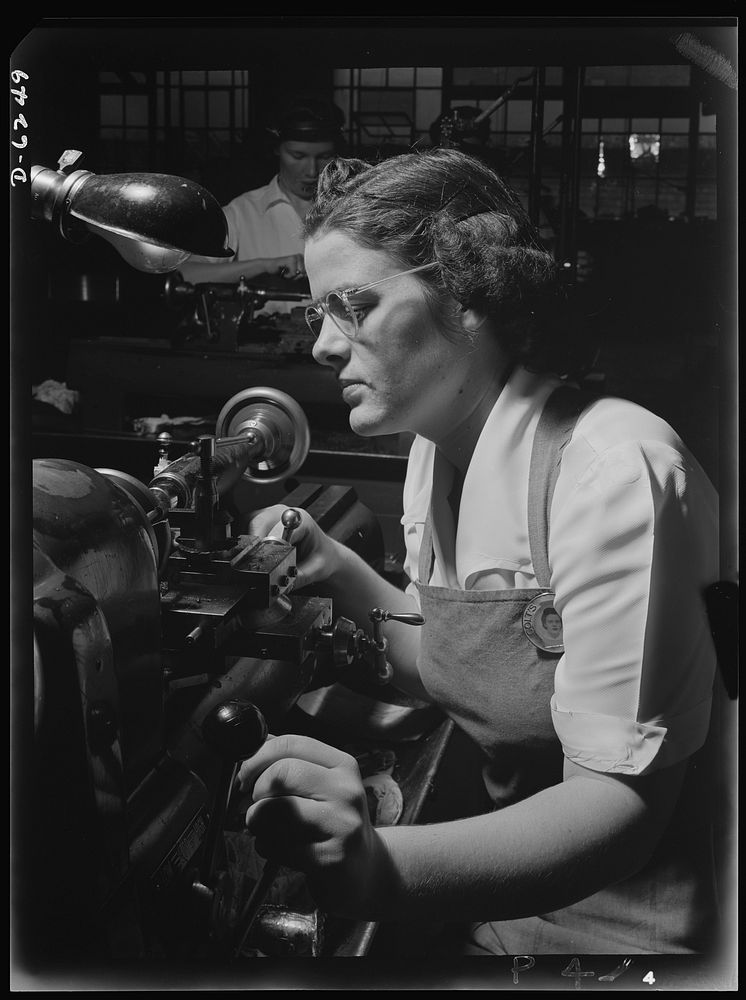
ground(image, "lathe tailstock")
xmin=22 ymin=386 xmax=448 ymax=975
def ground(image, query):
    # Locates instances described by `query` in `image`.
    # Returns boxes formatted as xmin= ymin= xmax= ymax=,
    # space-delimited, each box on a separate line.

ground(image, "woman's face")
xmin=277 ymin=140 xmax=336 ymax=201
xmin=544 ymin=612 xmax=562 ymax=636
xmin=305 ymin=231 xmax=488 ymax=441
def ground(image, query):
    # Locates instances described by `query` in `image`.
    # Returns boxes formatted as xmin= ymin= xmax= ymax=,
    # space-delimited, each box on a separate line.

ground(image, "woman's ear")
xmin=458 ymin=306 xmax=488 ymax=334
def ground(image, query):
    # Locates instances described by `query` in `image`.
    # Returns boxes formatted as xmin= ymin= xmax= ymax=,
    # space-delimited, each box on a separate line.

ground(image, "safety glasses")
xmin=304 ymin=262 xmax=437 ymax=340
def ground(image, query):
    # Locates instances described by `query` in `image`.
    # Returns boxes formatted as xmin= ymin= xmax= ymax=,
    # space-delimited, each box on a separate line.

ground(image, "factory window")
xmin=585 ymin=64 xmax=691 ymax=87
xmin=99 ymin=71 xmax=156 ymax=173
xmin=333 ymin=67 xmax=443 ymax=155
xmin=578 ymin=112 xmax=715 ymax=221
xmin=99 ymin=65 xmax=718 ymax=221
xmin=99 ymin=69 xmax=251 ymax=178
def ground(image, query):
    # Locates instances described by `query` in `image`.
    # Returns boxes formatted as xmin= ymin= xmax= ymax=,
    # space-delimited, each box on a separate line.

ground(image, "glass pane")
xmin=601 ymin=118 xmax=627 ymax=134
xmin=416 ymin=67 xmax=442 ymax=86
xmin=132 ymin=71 xmax=147 ymax=85
xmin=696 ymin=136 xmax=717 ymax=176
xmin=171 ymin=88 xmax=180 ymax=126
xmin=100 ymin=94 xmax=123 ymax=126
xmin=125 ymin=95 xmax=149 ymax=128
xmin=543 ymin=100 xmax=563 ymax=129
xmin=632 ymin=118 xmax=661 ymax=132
xmin=156 ymin=86 xmax=164 ymax=127
xmin=656 ymin=184 xmax=686 ymax=219
xmin=694 ymin=180 xmax=717 ymax=220
xmin=416 ymin=89 xmax=441 ymax=133
xmin=452 ymin=67 xmax=498 ymax=86
xmin=586 ymin=66 xmax=629 ymax=86
xmin=661 ymin=117 xmax=689 ymax=133
xmin=208 ymin=90 xmax=230 ymax=128
xmin=598 ymin=180 xmax=628 ymax=220
xmin=506 ymin=100 xmax=532 ymax=132
xmin=582 ymin=116 xmax=602 ymax=134
xmin=360 ymin=89 xmax=413 ymax=114
xmin=208 ymin=70 xmax=234 ymax=85
xmin=182 ymin=70 xmax=205 ymax=85
xmin=334 ymin=69 xmax=351 ymax=86
xmin=579 ymin=136 xmax=602 ymax=175
xmin=388 ymin=67 xmax=414 ymax=86
xmin=503 ymin=67 xmax=534 ymax=83
xmin=360 ymin=68 xmax=387 ymax=86
xmin=541 ymin=133 xmax=563 ymax=176
xmin=489 ymin=104 xmax=508 ymax=133
xmin=629 ymin=133 xmax=661 ymax=163
xmin=629 ymin=64 xmax=690 ymax=86
xmin=545 ymin=67 xmax=563 ymax=86
xmin=334 ymin=88 xmax=351 ymax=127
xmin=659 ymin=135 xmax=688 ymax=175
xmin=631 ymin=179 xmax=658 ymax=214
xmin=699 ymin=109 xmax=716 ymax=132
xmin=184 ymin=90 xmax=206 ymax=127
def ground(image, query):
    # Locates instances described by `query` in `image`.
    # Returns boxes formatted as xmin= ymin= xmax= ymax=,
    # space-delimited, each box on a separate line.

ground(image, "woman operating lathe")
xmin=237 ymin=148 xmax=722 ymax=955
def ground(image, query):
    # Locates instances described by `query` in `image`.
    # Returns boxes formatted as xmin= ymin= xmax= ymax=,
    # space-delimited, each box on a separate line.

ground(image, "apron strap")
xmin=527 ymin=385 xmax=599 ymax=589
xmin=418 ymin=384 xmax=599 ymax=588
xmin=418 ymin=507 xmax=436 ymax=584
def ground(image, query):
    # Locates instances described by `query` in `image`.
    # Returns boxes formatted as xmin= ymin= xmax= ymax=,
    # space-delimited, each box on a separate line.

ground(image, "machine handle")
xmin=370 ymin=610 xmax=425 ymax=627
xmin=281 ymin=508 xmax=303 ymax=543
xmin=197 ymin=700 xmax=268 ymax=889
xmin=367 ymin=608 xmax=426 ymax=684
xmin=232 ymin=860 xmax=281 ymax=959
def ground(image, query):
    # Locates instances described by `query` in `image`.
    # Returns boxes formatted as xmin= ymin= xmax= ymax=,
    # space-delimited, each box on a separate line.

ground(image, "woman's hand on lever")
xmin=247 ymin=504 xmax=343 ymax=591
xmin=248 ymin=505 xmax=430 ymax=701
xmin=237 ymin=734 xmax=393 ymax=917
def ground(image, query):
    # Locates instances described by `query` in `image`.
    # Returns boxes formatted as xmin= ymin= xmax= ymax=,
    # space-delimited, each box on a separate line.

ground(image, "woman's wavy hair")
xmin=304 ymin=148 xmax=584 ymax=377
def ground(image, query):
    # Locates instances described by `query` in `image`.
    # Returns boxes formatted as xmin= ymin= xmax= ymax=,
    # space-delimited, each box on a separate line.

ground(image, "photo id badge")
xmin=522 ymin=592 xmax=564 ymax=654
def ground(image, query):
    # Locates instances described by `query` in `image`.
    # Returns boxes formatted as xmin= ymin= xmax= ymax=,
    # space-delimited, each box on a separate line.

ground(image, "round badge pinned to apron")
xmin=522 ymin=591 xmax=564 ymax=653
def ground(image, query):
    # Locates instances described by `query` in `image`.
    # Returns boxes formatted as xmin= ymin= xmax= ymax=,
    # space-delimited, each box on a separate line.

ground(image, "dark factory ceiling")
xmin=13 ymin=16 xmax=737 ymax=71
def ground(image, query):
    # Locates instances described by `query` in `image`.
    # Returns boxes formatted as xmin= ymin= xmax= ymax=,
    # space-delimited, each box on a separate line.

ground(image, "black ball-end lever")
xmin=193 ymin=701 xmax=269 ymax=930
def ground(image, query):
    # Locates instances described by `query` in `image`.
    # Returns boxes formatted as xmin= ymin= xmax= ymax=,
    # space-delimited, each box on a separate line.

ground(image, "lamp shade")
xmin=31 ymin=155 xmax=234 ymax=273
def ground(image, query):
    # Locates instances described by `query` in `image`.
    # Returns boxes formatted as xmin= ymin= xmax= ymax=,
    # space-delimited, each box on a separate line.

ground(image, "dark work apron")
xmin=414 ymin=387 xmax=723 ymax=954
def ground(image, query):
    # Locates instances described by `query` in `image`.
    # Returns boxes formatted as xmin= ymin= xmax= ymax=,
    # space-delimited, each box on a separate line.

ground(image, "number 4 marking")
xmin=561 ymin=957 xmax=595 ymax=989
xmin=643 ymin=970 xmax=656 ymax=985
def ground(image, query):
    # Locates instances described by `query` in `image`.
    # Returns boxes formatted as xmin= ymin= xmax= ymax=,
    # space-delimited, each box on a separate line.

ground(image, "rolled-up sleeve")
xmin=549 ymin=438 xmax=719 ymax=775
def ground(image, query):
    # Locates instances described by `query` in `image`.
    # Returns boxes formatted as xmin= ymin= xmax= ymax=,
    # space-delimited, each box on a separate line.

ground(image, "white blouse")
xmin=401 ymin=367 xmax=720 ymax=775
xmin=222 ymin=175 xmax=305 ymax=315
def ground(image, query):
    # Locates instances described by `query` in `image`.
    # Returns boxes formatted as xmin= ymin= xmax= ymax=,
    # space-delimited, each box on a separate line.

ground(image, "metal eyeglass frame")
xmin=304 ymin=262 xmax=437 ymax=340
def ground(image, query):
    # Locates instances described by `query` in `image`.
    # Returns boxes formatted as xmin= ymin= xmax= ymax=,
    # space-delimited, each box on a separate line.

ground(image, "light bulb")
xmin=85 ymin=223 xmax=191 ymax=274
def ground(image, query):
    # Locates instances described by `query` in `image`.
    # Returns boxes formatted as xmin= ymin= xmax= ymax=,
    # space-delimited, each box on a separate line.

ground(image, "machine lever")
xmin=197 ymin=700 xmax=268 ymax=890
xmin=371 ymin=610 xmax=425 ymax=627
xmin=281 ymin=508 xmax=303 ymax=542
xmin=367 ymin=607 xmax=426 ymax=684
xmin=232 ymin=859 xmax=281 ymax=959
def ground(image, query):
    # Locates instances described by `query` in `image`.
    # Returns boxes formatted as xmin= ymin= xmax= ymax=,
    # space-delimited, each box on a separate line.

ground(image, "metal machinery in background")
xmin=163 ymin=272 xmax=314 ymax=356
xmin=29 ymin=386 xmax=440 ymax=969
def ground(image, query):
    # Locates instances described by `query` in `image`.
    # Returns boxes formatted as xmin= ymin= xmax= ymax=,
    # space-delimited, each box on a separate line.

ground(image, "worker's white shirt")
xmin=402 ymin=366 xmax=719 ymax=774
xmin=224 ymin=175 xmax=304 ymax=260
xmin=223 ymin=175 xmax=306 ymax=315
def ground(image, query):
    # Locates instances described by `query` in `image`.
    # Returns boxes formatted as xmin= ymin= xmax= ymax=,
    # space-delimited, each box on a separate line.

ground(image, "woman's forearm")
xmin=361 ymin=763 xmax=685 ymax=924
xmin=178 ymin=257 xmax=275 ymax=284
